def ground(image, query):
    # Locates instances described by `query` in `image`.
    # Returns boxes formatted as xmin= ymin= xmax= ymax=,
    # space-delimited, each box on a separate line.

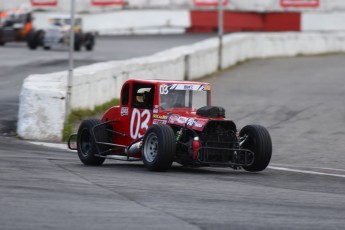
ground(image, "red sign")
xmin=193 ymin=0 xmax=228 ymax=7
xmin=92 ymin=0 xmax=125 ymax=6
xmin=31 ymin=0 xmax=57 ymax=6
xmin=280 ymin=0 xmax=319 ymax=8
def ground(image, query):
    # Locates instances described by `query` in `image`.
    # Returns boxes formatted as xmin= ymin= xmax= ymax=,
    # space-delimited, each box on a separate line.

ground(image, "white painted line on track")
xmin=27 ymin=141 xmax=69 ymax=151
xmin=268 ymin=166 xmax=345 ymax=178
xmin=23 ymin=141 xmax=345 ymax=178
xmin=271 ymin=163 xmax=345 ymax=172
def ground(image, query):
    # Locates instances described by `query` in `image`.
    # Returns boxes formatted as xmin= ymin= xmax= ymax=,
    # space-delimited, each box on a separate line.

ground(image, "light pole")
xmin=218 ymin=0 xmax=224 ymax=70
xmin=66 ymin=0 xmax=76 ymax=119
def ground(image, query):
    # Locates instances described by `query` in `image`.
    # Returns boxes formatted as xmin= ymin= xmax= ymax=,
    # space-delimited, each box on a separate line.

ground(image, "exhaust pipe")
xmin=126 ymin=141 xmax=142 ymax=156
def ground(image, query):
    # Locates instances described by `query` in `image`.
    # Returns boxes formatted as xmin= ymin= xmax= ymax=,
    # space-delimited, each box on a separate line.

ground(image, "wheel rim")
xmin=80 ymin=128 xmax=92 ymax=157
xmin=144 ymin=133 xmax=158 ymax=163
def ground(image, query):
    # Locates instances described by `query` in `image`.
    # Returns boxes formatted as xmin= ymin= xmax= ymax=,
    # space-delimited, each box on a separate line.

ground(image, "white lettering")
xmin=130 ymin=109 xmax=151 ymax=139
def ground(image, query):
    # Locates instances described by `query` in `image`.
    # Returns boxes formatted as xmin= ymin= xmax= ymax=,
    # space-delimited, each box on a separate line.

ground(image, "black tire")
xmin=27 ymin=30 xmax=37 ymax=50
xmin=36 ymin=30 xmax=45 ymax=46
xmin=0 ymin=41 xmax=5 ymax=46
xmin=84 ymin=33 xmax=95 ymax=51
xmin=74 ymin=33 xmax=81 ymax=51
xmin=239 ymin=125 xmax=272 ymax=172
xmin=77 ymin=119 xmax=108 ymax=166
xmin=142 ymin=124 xmax=176 ymax=171
xmin=27 ymin=30 xmax=44 ymax=50
xmin=43 ymin=46 xmax=51 ymax=50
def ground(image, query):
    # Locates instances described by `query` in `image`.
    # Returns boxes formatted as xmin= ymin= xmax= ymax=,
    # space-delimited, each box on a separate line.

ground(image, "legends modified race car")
xmin=68 ymin=79 xmax=272 ymax=172
xmin=28 ymin=14 xmax=95 ymax=51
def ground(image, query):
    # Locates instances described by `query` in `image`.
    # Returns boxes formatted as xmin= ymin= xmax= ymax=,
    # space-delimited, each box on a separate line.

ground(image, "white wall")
xmin=4 ymin=0 xmax=345 ymax=12
xmin=32 ymin=10 xmax=190 ymax=34
xmin=302 ymin=12 xmax=345 ymax=31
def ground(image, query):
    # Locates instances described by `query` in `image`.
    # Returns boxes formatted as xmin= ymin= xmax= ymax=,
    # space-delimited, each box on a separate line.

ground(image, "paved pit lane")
xmin=0 ymin=51 xmax=345 ymax=229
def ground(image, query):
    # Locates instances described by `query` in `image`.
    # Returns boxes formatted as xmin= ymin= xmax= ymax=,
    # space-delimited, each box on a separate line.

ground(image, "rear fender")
xmin=102 ymin=106 xmax=121 ymax=122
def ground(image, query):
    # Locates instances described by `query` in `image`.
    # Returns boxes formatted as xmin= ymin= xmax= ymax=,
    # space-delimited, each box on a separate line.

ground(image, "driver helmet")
xmin=160 ymin=90 xmax=183 ymax=109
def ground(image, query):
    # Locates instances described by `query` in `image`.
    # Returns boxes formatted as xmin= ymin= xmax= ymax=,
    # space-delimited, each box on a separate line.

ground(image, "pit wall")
xmin=17 ymin=32 xmax=345 ymax=141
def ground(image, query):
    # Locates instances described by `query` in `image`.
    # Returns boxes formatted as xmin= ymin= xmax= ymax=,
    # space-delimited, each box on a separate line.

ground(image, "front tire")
xmin=77 ymin=119 xmax=108 ymax=166
xmin=74 ymin=33 xmax=81 ymax=51
xmin=239 ymin=125 xmax=272 ymax=172
xmin=142 ymin=124 xmax=176 ymax=171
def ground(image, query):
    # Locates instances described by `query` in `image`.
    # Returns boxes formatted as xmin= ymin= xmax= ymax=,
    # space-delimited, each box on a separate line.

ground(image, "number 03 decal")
xmin=160 ymin=85 xmax=169 ymax=94
xmin=130 ymin=109 xmax=151 ymax=139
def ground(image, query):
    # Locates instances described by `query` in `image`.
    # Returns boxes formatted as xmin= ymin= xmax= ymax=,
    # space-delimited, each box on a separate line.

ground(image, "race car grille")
xmin=198 ymin=120 xmax=253 ymax=166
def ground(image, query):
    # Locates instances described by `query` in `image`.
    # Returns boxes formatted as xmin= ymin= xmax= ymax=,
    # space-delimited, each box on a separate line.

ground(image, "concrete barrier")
xmin=17 ymin=32 xmax=345 ymax=141
xmin=17 ymin=71 xmax=67 ymax=141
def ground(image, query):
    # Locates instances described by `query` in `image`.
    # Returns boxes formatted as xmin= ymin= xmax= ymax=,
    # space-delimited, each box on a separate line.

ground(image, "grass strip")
xmin=62 ymin=98 xmax=120 ymax=141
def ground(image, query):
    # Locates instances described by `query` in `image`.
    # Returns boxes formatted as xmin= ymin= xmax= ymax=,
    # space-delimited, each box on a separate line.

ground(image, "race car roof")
xmin=127 ymin=78 xmax=210 ymax=86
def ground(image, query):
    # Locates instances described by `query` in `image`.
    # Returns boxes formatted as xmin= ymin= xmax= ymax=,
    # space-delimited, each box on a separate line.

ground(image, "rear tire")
xmin=239 ymin=125 xmax=272 ymax=172
xmin=84 ymin=33 xmax=95 ymax=51
xmin=27 ymin=30 xmax=44 ymax=50
xmin=142 ymin=124 xmax=175 ymax=171
xmin=77 ymin=119 xmax=108 ymax=166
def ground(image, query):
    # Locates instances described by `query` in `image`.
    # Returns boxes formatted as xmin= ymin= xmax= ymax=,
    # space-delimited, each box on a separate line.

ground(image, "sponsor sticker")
xmin=153 ymin=114 xmax=168 ymax=120
xmin=153 ymin=119 xmax=167 ymax=124
xmin=184 ymin=85 xmax=193 ymax=90
xmin=169 ymin=114 xmax=179 ymax=123
xmin=203 ymin=85 xmax=211 ymax=91
xmin=280 ymin=0 xmax=319 ymax=8
xmin=31 ymin=0 xmax=57 ymax=6
xmin=91 ymin=0 xmax=125 ymax=6
xmin=177 ymin=116 xmax=188 ymax=124
xmin=193 ymin=121 xmax=204 ymax=128
xmin=187 ymin=118 xmax=195 ymax=126
xmin=193 ymin=0 xmax=228 ymax=6
xmin=121 ymin=107 xmax=128 ymax=116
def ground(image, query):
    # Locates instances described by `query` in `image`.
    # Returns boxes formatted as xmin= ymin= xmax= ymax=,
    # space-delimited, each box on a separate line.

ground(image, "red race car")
xmin=68 ymin=79 xmax=272 ymax=172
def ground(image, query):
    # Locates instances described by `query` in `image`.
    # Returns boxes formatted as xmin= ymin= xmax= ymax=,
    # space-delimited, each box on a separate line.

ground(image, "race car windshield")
xmin=159 ymin=84 xmax=209 ymax=110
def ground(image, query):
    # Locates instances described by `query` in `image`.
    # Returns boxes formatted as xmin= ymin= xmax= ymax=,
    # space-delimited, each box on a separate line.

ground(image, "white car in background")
xmin=28 ymin=14 xmax=95 ymax=51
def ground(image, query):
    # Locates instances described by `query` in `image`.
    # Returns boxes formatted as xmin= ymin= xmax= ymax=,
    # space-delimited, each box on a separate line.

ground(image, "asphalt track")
xmin=1 ymin=35 xmax=345 ymax=230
